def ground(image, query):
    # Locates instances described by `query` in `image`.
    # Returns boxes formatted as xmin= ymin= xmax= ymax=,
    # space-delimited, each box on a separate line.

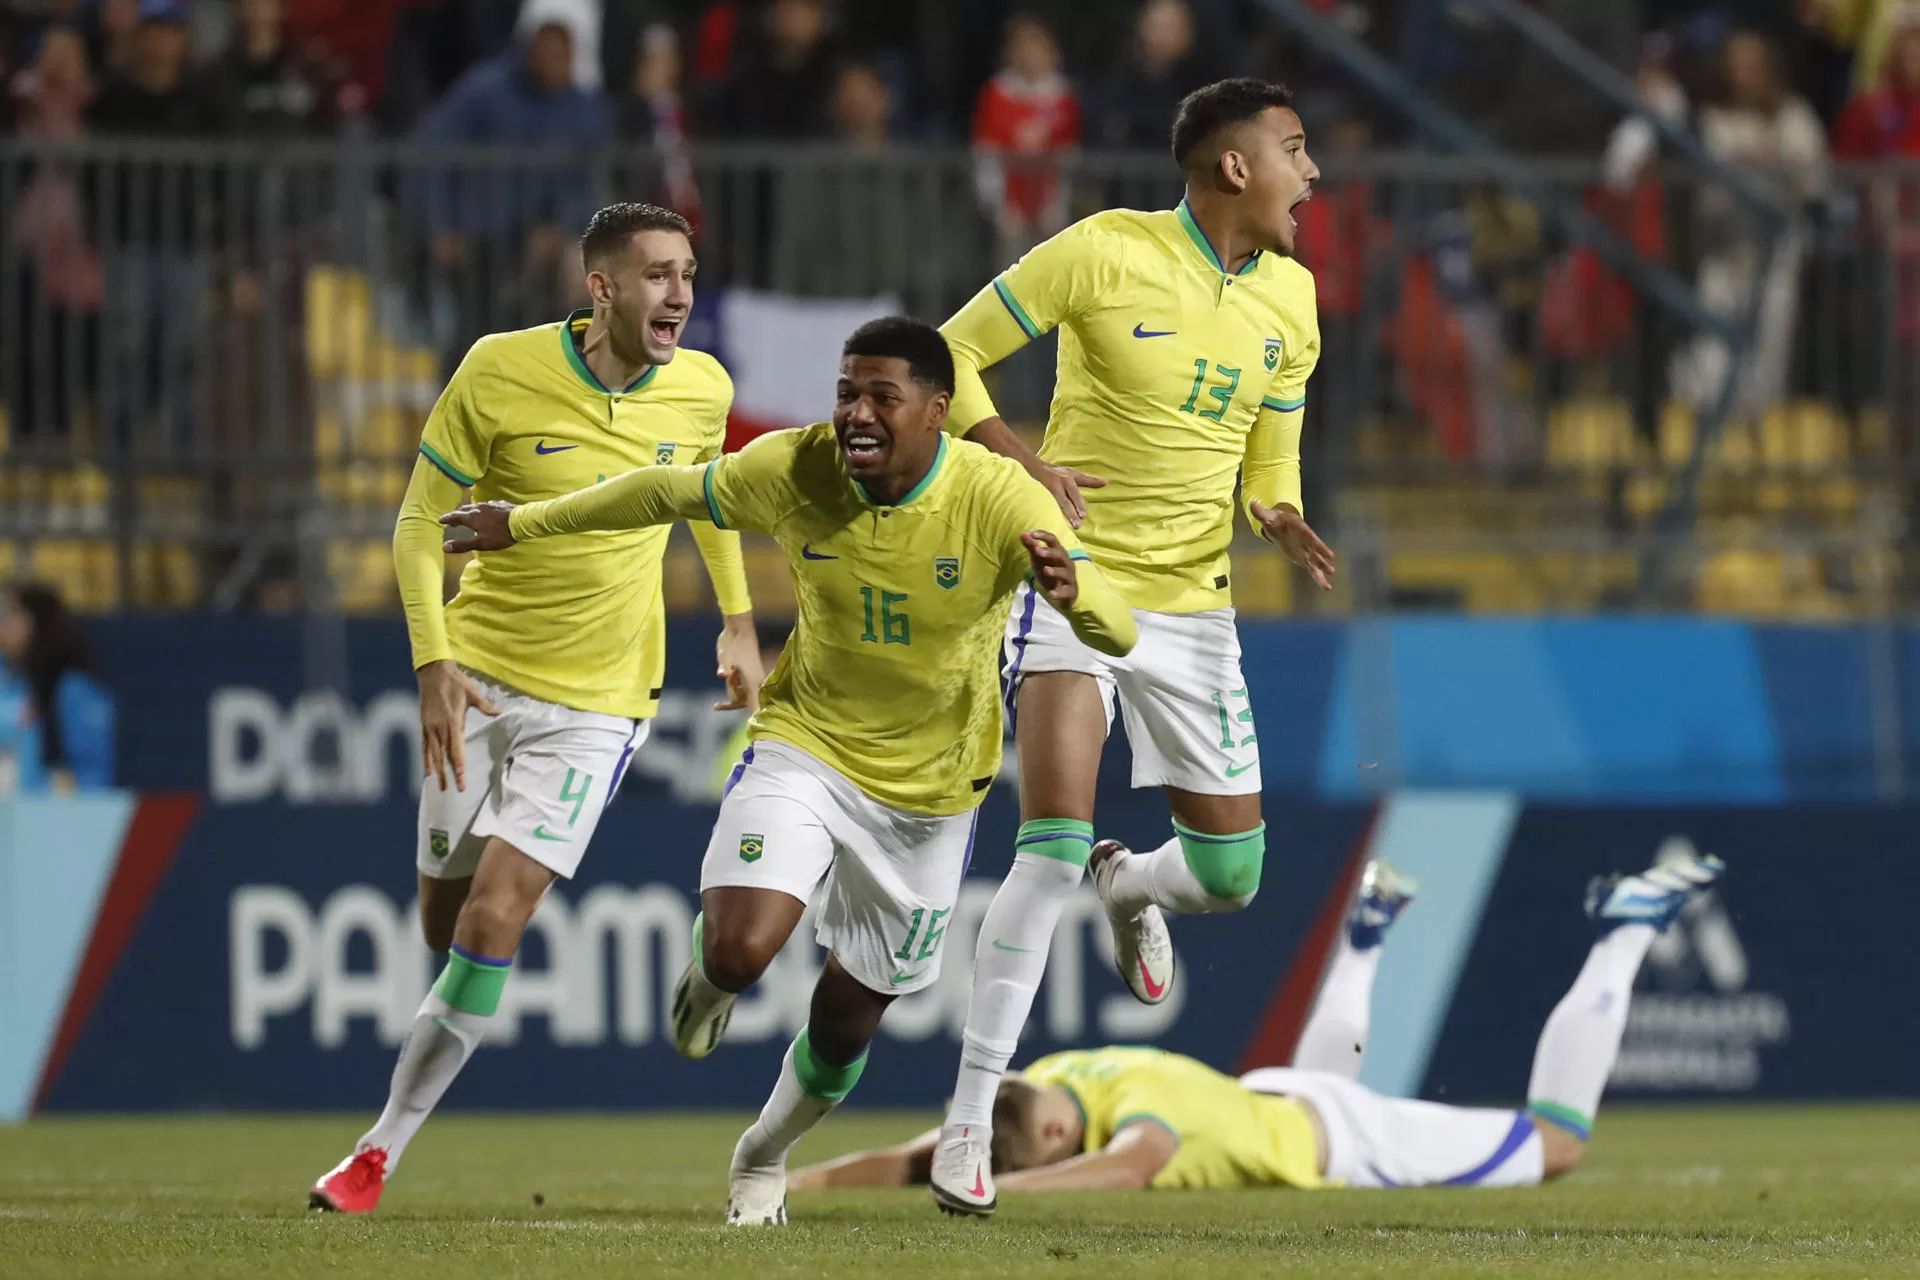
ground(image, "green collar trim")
xmin=1176 ymin=199 xmax=1261 ymax=277
xmin=855 ymin=432 xmax=948 ymax=508
xmin=561 ymin=309 xmax=658 ymax=394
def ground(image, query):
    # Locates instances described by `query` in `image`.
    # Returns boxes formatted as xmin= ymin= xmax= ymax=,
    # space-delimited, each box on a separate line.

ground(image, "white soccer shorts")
xmin=1002 ymin=586 xmax=1259 ymax=794
xmin=1238 ymin=1068 xmax=1545 ymax=1189
xmin=416 ymin=669 xmax=647 ymax=881
xmin=700 ymin=740 xmax=979 ymax=996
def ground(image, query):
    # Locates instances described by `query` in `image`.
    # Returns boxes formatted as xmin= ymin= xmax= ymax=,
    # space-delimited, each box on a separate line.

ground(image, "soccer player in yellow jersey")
xmin=928 ymin=78 xmax=1339 ymax=1213
xmin=790 ymin=849 xmax=1725 ymax=1196
xmin=439 ymin=317 xmax=1138 ymax=1226
xmin=308 ymin=204 xmax=764 ymax=1215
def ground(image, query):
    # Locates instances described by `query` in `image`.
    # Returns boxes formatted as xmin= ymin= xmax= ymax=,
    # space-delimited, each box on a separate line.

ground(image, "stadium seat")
xmin=26 ymin=538 xmax=119 ymax=611
xmin=328 ymin=540 xmax=400 ymax=613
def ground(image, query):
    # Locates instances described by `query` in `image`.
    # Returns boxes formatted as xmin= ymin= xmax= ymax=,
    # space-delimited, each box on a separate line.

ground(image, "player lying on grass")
xmin=310 ymin=203 xmax=762 ymax=1215
xmin=790 ymin=846 xmax=1725 ymax=1194
xmin=928 ymin=77 xmax=1334 ymax=1215
xmin=440 ymin=316 xmax=1138 ymax=1225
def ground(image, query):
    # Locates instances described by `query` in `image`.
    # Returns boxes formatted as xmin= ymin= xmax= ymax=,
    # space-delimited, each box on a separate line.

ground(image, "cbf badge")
xmin=656 ymin=442 xmax=678 ymax=466
xmin=934 ymin=556 xmax=960 ymax=590
xmin=739 ymin=833 xmax=765 ymax=863
xmin=429 ymin=828 xmax=451 ymax=860
xmin=1264 ymin=338 xmax=1283 ymax=372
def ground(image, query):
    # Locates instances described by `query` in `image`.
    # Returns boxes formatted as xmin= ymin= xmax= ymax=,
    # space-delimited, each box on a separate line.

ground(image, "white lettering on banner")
xmin=1610 ymin=835 xmax=1790 ymax=1093
xmin=208 ymin=686 xmax=1016 ymax=805
xmin=209 ymin=689 xmax=424 ymax=805
xmin=227 ymin=881 xmax=1181 ymax=1050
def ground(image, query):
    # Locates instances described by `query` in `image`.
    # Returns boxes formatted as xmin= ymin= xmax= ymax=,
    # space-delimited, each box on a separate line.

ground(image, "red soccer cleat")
xmin=309 ymin=1148 xmax=388 ymax=1214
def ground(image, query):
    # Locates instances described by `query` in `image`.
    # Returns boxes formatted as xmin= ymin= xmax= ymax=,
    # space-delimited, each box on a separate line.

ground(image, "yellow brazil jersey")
xmin=508 ymin=423 xmax=1137 ymax=815
xmin=405 ymin=310 xmax=746 ymax=718
xmin=943 ymin=202 xmax=1321 ymax=614
xmin=1021 ymin=1047 xmax=1323 ymax=1191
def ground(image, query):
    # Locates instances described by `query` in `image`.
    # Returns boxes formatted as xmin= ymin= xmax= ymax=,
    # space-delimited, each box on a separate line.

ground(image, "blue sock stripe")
xmin=1442 ymin=1114 xmax=1541 ymax=1186
xmin=449 ymin=942 xmax=512 ymax=968
xmin=1016 ymin=831 xmax=1094 ymax=848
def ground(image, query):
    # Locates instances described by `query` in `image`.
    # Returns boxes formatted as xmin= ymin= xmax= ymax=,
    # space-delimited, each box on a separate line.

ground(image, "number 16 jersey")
xmin=942 ymin=203 xmax=1322 ymax=615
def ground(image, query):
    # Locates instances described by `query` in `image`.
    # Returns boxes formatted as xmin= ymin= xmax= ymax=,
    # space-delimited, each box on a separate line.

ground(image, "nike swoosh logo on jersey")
xmin=1225 ymin=761 xmax=1258 ymax=778
xmin=534 ymin=441 xmax=578 ymax=455
xmin=890 ymin=969 xmax=924 ymax=986
xmin=1132 ymin=324 xmax=1176 ymax=338
xmin=531 ymin=824 xmax=571 ymax=842
xmin=990 ymin=940 xmax=1036 ymax=953
xmin=801 ymin=544 xmax=838 ymax=560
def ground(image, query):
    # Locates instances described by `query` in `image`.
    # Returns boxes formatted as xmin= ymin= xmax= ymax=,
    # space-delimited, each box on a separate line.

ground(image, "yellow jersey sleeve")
xmin=700 ymin=428 xmax=806 ymax=534
xmin=683 ymin=362 xmax=752 ymax=615
xmin=1242 ymin=301 xmax=1319 ymax=529
xmin=393 ymin=457 xmax=466 ymax=669
xmin=989 ymin=473 xmax=1138 ymax=659
xmin=416 ymin=341 xmax=491 ymax=488
xmin=942 ymin=215 xmax=1125 ymax=433
xmin=508 ymin=463 xmax=712 ymax=540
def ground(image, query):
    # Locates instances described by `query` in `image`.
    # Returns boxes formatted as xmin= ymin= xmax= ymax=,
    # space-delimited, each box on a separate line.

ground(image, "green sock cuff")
xmin=433 ymin=946 xmax=511 ymax=1017
xmin=793 ymin=1026 xmax=867 ymax=1101
xmin=1173 ymin=821 xmax=1267 ymax=899
xmin=1015 ymin=818 xmax=1097 ymax=867
xmin=1527 ymin=1101 xmax=1593 ymax=1142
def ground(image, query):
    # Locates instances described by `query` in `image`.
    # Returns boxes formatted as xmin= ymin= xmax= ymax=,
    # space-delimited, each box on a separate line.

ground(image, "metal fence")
xmin=1 ymin=139 xmax=1915 ymax=616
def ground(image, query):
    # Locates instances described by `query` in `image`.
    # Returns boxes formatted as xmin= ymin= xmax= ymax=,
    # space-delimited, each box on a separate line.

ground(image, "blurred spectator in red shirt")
xmin=972 ymin=14 xmax=1079 ymax=253
xmin=1292 ymin=109 xmax=1388 ymax=462
xmin=1834 ymin=14 xmax=1920 ymax=157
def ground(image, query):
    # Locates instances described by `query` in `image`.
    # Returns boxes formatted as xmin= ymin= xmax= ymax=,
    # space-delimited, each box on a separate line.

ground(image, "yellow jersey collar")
xmin=1176 ymin=199 xmax=1261 ymax=278
xmin=561 ymin=309 xmax=659 ymax=395
xmin=852 ymin=431 xmax=948 ymax=508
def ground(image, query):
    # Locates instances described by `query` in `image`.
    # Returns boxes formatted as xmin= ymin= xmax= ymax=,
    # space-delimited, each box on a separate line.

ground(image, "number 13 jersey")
xmin=943 ymin=203 xmax=1321 ymax=615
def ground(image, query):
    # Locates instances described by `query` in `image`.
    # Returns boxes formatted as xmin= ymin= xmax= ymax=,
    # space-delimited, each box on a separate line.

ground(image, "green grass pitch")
xmin=5 ymin=1107 xmax=1920 ymax=1278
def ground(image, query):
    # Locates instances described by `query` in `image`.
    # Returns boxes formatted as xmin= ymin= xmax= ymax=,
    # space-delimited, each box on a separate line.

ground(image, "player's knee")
xmin=701 ymin=925 xmax=782 ymax=994
xmin=454 ymin=886 xmax=535 ymax=955
xmin=1178 ymin=822 xmax=1265 ymax=908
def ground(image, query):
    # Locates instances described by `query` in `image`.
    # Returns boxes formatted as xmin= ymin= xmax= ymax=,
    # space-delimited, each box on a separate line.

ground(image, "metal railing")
xmin=1 ymin=139 xmax=1915 ymax=616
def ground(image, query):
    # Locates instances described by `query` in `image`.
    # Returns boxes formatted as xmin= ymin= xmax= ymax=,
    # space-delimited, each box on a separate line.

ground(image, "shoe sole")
xmin=931 ymin=1183 xmax=996 ymax=1218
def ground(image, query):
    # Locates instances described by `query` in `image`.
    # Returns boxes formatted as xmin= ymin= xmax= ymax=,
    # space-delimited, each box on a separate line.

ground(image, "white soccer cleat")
xmin=725 ymin=1140 xmax=788 ymax=1226
xmin=670 ymin=913 xmax=735 ymax=1061
xmin=928 ymin=1123 xmax=996 ymax=1218
xmin=1586 ymin=848 xmax=1726 ymax=935
xmin=1089 ymin=840 xmax=1175 ymax=1006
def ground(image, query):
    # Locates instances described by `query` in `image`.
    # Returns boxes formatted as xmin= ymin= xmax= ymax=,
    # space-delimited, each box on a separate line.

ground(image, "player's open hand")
xmin=440 ymin=500 xmax=517 ymax=552
xmin=1023 ymin=530 xmax=1079 ymax=607
xmin=1249 ymin=499 xmax=1336 ymax=591
xmin=1029 ymin=460 xmax=1108 ymax=529
xmin=714 ymin=617 xmax=766 ymax=713
xmin=416 ymin=659 xmax=500 ymax=792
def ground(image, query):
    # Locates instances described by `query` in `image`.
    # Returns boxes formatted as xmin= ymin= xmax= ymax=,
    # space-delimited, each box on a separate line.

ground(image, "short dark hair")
xmin=579 ymin=202 xmax=693 ymax=270
xmin=841 ymin=316 xmax=955 ymax=396
xmin=1171 ymin=77 xmax=1296 ymax=172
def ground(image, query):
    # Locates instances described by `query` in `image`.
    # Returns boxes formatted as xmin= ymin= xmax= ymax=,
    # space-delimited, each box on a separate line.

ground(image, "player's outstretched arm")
xmin=788 ymin=1128 xmax=942 ymax=1190
xmin=438 ymin=464 xmax=713 ymax=552
xmin=996 ymin=1121 xmax=1178 ymax=1192
xmin=1023 ymin=530 xmax=1137 ymax=658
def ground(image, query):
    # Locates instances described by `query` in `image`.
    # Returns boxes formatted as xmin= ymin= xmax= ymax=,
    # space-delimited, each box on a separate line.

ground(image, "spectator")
xmin=1292 ymin=109 xmax=1389 ymax=467
xmin=517 ymin=0 xmax=601 ymax=90
xmin=705 ymin=0 xmax=837 ymax=139
xmin=0 ymin=582 xmax=115 ymax=793
xmin=773 ymin=61 xmax=908 ymax=295
xmin=411 ymin=17 xmax=611 ymax=370
xmin=87 ymin=0 xmax=139 ymax=81
xmin=972 ymin=14 xmax=1080 ymax=253
xmin=88 ymin=0 xmax=227 ymax=449
xmin=833 ymin=58 xmax=892 ymax=149
xmin=614 ymin=23 xmax=702 ymax=226
xmin=1834 ymin=10 xmax=1920 ymax=156
xmin=219 ymin=0 xmax=332 ymax=136
xmin=1675 ymin=29 xmax=1830 ymax=420
xmin=5 ymin=23 xmax=101 ymax=442
xmin=1098 ymin=0 xmax=1209 ymax=150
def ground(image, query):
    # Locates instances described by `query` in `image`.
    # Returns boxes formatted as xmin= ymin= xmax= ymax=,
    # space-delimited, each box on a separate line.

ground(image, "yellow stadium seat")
xmin=27 ymin=539 xmax=119 ymax=611
xmin=329 ymin=539 xmax=399 ymax=613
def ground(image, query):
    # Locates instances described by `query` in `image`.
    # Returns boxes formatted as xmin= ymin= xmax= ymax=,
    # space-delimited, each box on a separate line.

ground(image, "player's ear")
xmin=1217 ymin=146 xmax=1251 ymax=195
xmin=927 ymin=389 xmax=951 ymax=430
xmin=584 ymin=268 xmax=614 ymax=307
